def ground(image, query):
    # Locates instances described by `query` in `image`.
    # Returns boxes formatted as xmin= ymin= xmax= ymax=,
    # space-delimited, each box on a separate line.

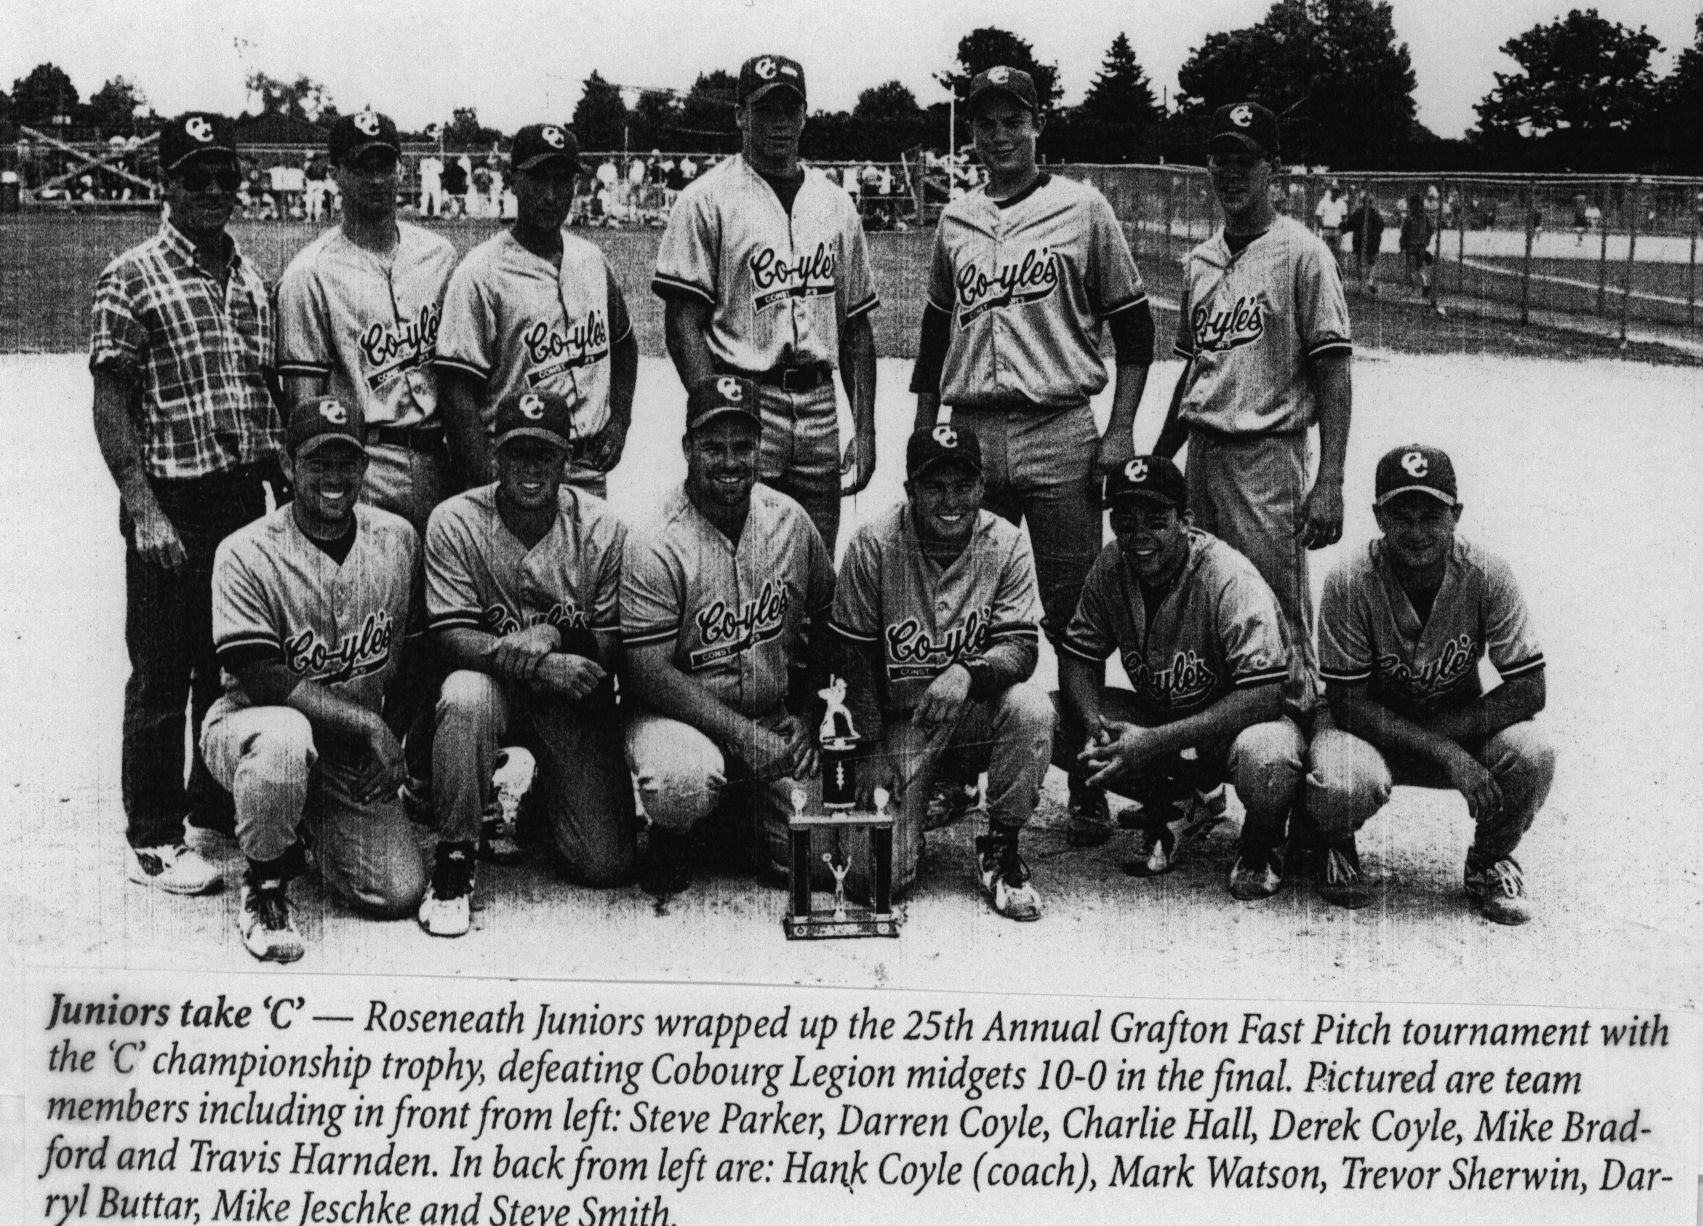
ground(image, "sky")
xmin=1 ymin=0 xmax=1696 ymax=142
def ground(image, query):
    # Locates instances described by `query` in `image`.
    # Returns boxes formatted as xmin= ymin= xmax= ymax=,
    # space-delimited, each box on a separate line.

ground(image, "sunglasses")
xmin=177 ymin=163 xmax=243 ymax=193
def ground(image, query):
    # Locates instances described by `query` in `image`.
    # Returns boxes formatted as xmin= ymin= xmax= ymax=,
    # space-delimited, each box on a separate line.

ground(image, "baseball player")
xmin=652 ymin=53 xmax=879 ymax=554
xmin=90 ymin=112 xmax=282 ymax=893
xmin=423 ymin=391 xmax=635 ymax=934
xmin=276 ymin=111 xmax=458 ymax=534
xmin=202 ymin=397 xmax=427 ymax=962
xmin=437 ymin=123 xmax=639 ymax=496
xmin=1308 ymin=445 xmax=1553 ymax=923
xmin=829 ymin=424 xmax=1054 ymax=920
xmin=909 ymin=65 xmax=1155 ymax=844
xmin=620 ymin=376 xmax=835 ymax=896
xmin=1152 ymin=101 xmax=1353 ymax=739
xmin=1055 ymin=456 xmax=1304 ymax=897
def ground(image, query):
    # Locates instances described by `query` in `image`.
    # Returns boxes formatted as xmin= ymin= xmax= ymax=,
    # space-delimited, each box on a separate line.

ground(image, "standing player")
xmin=652 ymin=54 xmax=878 ymax=554
xmin=1308 ymin=446 xmax=1554 ymax=923
xmin=423 ymin=391 xmax=635 ymax=935
xmin=91 ymin=112 xmax=282 ymax=893
xmin=620 ymin=377 xmax=835 ymax=896
xmin=1152 ymin=101 xmax=1353 ymax=741
xmin=437 ymin=124 xmax=638 ymax=495
xmin=202 ymin=398 xmax=427 ymax=961
xmin=1054 ymin=457 xmax=1304 ymax=897
xmin=276 ymin=110 xmax=459 ymax=534
xmin=909 ymin=66 xmax=1155 ymax=842
xmin=829 ymin=424 xmax=1054 ymax=920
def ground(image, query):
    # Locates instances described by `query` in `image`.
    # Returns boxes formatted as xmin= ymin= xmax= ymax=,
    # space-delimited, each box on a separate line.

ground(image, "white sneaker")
xmin=419 ymin=843 xmax=476 ymax=937
xmin=128 ymin=843 xmax=222 ymax=895
xmin=238 ymin=878 xmax=305 ymax=962
xmin=975 ymin=833 xmax=1042 ymax=922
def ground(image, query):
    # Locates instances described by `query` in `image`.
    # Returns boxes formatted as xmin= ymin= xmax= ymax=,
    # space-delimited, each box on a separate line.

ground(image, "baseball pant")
xmin=121 ymin=466 xmax=272 ymax=848
xmin=625 ymin=706 xmax=809 ymax=879
xmin=754 ymin=381 xmax=842 ymax=554
xmin=1307 ymin=722 xmax=1555 ymax=869
xmin=1184 ymin=428 xmax=1318 ymax=714
xmin=949 ymin=403 xmax=1102 ymax=646
xmin=201 ymin=702 xmax=429 ymax=916
xmin=434 ymin=670 xmax=636 ymax=885
xmin=846 ymin=682 xmax=1054 ymax=900
xmin=361 ymin=438 xmax=450 ymax=538
xmin=1052 ymin=686 xmax=1305 ymax=851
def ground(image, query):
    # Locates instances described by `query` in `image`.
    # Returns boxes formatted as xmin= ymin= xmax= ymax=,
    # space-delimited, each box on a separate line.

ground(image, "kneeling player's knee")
xmin=1230 ymin=722 xmax=1303 ymax=816
xmin=1489 ymin=722 xmax=1556 ymax=813
xmin=1306 ymin=730 xmax=1391 ymax=837
xmin=436 ymin=670 xmax=501 ymax=725
xmin=996 ymin=683 xmax=1056 ymax=741
xmin=241 ymin=708 xmax=317 ymax=777
xmin=348 ymin=854 xmax=429 ymax=919
xmin=637 ymin=769 xmax=720 ymax=831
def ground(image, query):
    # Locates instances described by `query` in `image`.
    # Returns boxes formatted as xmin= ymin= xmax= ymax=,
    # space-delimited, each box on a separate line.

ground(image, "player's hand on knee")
xmin=492 ymin=624 xmax=561 ymax=680
xmin=586 ymin=424 xmax=628 ymax=471
xmin=840 ymin=429 xmax=877 ymax=495
xmin=778 ymin=715 xmax=820 ymax=779
xmin=1444 ymin=749 xmax=1502 ymax=822
xmin=533 ymin=654 xmax=606 ymax=700
xmin=1301 ymin=480 xmax=1345 ymax=549
xmin=1081 ymin=720 xmax=1164 ymax=788
xmin=858 ymin=756 xmax=903 ymax=809
xmin=134 ymin=506 xmax=189 ymax=573
xmin=357 ymin=721 xmax=407 ymax=805
xmin=914 ymin=665 xmax=971 ymax=735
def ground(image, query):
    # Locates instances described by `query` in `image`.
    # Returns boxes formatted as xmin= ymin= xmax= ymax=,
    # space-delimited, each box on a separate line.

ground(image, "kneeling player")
xmin=828 ymin=425 xmax=1054 ymax=921
xmin=1309 ymin=445 xmax=1554 ymax=923
xmin=422 ymin=391 xmax=636 ymax=935
xmin=1055 ymin=456 xmax=1304 ymax=898
xmin=204 ymin=398 xmax=428 ymax=962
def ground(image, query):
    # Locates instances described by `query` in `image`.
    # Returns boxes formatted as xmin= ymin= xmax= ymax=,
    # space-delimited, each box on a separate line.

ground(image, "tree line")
xmin=5 ymin=5 xmax=1700 ymax=173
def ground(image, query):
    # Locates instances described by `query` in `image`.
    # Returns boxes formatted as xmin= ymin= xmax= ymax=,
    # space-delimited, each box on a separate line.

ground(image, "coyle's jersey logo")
xmin=884 ymin=608 xmax=991 ymax=681
xmin=523 ymin=310 xmax=611 ymax=386
xmin=360 ymin=303 xmax=440 ymax=391
xmin=690 ymin=580 xmax=790 ymax=668
xmin=1124 ymin=647 xmax=1219 ymax=709
xmin=955 ymin=249 xmax=1060 ymax=327
xmin=748 ymin=243 xmax=837 ymax=310
xmin=1191 ymin=293 xmax=1265 ymax=352
xmin=1377 ymin=633 xmax=1478 ymax=704
xmin=482 ymin=602 xmax=589 ymax=638
xmin=284 ymin=611 xmax=394 ymax=685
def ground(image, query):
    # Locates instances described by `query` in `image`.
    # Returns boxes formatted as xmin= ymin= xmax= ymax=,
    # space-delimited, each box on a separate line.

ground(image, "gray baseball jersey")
xmin=212 ymin=504 xmax=419 ymax=717
xmin=621 ymin=484 xmax=834 ymax=718
xmin=830 ymin=504 xmax=1041 ymax=715
xmin=1173 ymin=214 xmax=1351 ymax=435
xmin=1059 ymin=528 xmax=1289 ymax=723
xmin=425 ymin=483 xmax=623 ymax=640
xmin=651 ymin=155 xmax=878 ymax=371
xmin=927 ymin=174 xmax=1146 ymax=408
xmin=276 ymin=222 xmax=457 ymax=428
xmin=436 ymin=230 xmax=633 ymax=436
xmin=1319 ymin=537 xmax=1544 ymax=720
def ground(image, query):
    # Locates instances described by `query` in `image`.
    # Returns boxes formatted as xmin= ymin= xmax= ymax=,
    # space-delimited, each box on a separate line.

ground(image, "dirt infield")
xmin=3 ymin=350 xmax=1699 ymax=1012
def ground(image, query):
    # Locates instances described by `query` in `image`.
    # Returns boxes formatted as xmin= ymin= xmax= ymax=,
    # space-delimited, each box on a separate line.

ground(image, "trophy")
xmin=782 ymin=677 xmax=900 ymax=939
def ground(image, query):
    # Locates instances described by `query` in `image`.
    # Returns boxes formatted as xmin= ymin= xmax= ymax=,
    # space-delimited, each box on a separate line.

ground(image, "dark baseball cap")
xmin=686 ymin=376 xmax=761 ymax=433
xmin=1104 ymin=456 xmax=1187 ymax=510
xmin=511 ymin=123 xmax=583 ymax=172
xmin=737 ymin=54 xmax=807 ymax=106
xmin=493 ymin=390 xmax=575 ymax=452
xmin=1374 ymin=444 xmax=1458 ymax=507
xmin=287 ymin=396 xmax=367 ymax=459
xmin=1209 ymin=101 xmax=1280 ymax=160
xmin=906 ymin=423 xmax=983 ymax=478
xmin=159 ymin=112 xmax=238 ymax=172
xmin=966 ymin=66 xmax=1039 ymax=115
xmin=328 ymin=111 xmax=401 ymax=164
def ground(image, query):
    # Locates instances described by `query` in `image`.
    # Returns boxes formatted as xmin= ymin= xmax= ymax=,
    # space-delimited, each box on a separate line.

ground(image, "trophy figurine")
xmin=817 ymin=676 xmax=859 ymax=810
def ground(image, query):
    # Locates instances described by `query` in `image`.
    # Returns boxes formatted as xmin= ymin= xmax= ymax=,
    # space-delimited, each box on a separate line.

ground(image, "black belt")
xmin=716 ymin=363 xmax=833 ymax=394
xmin=370 ymin=423 xmax=444 ymax=450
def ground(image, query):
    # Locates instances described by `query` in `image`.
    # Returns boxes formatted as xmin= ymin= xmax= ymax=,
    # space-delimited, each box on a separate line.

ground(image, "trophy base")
xmin=783 ymin=910 xmax=901 ymax=940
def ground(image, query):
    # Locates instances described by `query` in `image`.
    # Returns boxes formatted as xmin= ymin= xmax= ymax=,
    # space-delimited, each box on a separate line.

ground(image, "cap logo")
xmin=989 ymin=67 xmax=1012 ymax=84
xmin=319 ymin=400 xmax=348 ymax=425
xmin=1402 ymin=450 xmax=1429 ymax=478
xmin=755 ymin=57 xmax=777 ymax=79
xmin=541 ymin=126 xmax=565 ymax=149
xmin=518 ymin=394 xmax=545 ymax=420
xmin=185 ymin=117 xmax=214 ymax=144
xmin=715 ymin=376 xmax=743 ymax=402
xmin=354 ymin=112 xmax=381 ymax=136
xmin=931 ymin=424 xmax=959 ymax=449
xmin=1124 ymin=458 xmax=1148 ymax=482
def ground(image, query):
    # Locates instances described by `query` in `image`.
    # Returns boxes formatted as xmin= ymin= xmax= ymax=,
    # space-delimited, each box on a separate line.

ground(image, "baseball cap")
xmin=1374 ymin=444 xmax=1458 ymax=507
xmin=328 ymin=111 xmax=401 ymax=164
xmin=159 ymin=112 xmax=238 ymax=172
xmin=287 ymin=396 xmax=366 ymax=459
xmin=493 ymin=390 xmax=575 ymax=452
xmin=1104 ymin=456 xmax=1187 ymax=510
xmin=686 ymin=376 xmax=762 ymax=433
xmin=737 ymin=54 xmax=807 ymax=106
xmin=906 ymin=423 xmax=983 ymax=478
xmin=966 ymin=66 xmax=1039 ymax=115
xmin=1209 ymin=101 xmax=1280 ymax=160
xmin=511 ymin=124 xmax=583 ymax=172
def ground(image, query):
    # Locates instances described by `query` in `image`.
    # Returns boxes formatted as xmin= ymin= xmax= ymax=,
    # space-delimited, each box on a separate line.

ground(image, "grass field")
xmin=1469 ymin=254 xmax=1702 ymax=304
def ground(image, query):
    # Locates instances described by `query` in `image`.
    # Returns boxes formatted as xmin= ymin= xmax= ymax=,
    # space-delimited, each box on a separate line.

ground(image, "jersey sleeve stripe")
xmin=1319 ymin=665 xmax=1374 ymax=683
xmin=621 ymin=625 xmax=680 ymax=648
xmin=1057 ymin=638 xmax=1107 ymax=663
xmin=1099 ymin=292 xmax=1150 ymax=318
xmin=925 ymin=293 xmax=955 ymax=313
xmin=989 ymin=621 xmax=1039 ymax=638
xmin=1173 ymin=341 xmax=1199 ymax=359
xmin=651 ymin=274 xmax=715 ymax=305
xmin=1306 ymin=338 xmax=1353 ymax=359
xmin=1232 ymin=668 xmax=1289 ymax=689
xmin=1498 ymin=654 xmax=1546 ymax=678
xmin=611 ymin=320 xmax=635 ymax=346
xmin=427 ymin=612 xmax=485 ymax=633
xmin=215 ymin=632 xmax=282 ymax=654
xmin=845 ymin=292 xmax=880 ymax=321
xmin=828 ymin=621 xmax=880 ymax=644
xmin=433 ymin=355 xmax=491 ymax=382
xmin=276 ymin=359 xmax=333 ymax=376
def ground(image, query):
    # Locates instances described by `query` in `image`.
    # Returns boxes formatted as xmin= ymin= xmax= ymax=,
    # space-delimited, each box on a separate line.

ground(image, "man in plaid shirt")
xmin=90 ymin=112 xmax=283 ymax=895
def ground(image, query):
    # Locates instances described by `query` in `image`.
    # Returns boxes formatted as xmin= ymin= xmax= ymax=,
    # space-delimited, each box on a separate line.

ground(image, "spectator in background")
xmin=470 ymin=160 xmax=492 ymax=218
xmin=1314 ymin=183 xmax=1346 ymax=240
xmin=440 ymin=156 xmax=468 ymax=217
xmin=419 ymin=153 xmax=444 ymax=217
xmin=1400 ymin=191 xmax=1443 ymax=316
xmin=1342 ymin=190 xmax=1384 ymax=295
xmin=305 ymin=154 xmax=331 ymax=221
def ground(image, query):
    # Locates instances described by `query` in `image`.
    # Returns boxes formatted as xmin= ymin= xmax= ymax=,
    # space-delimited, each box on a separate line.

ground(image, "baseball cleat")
xmin=418 ymin=842 xmax=476 ymax=937
xmin=1465 ymin=857 xmax=1532 ymax=926
xmin=1318 ymin=837 xmax=1374 ymax=909
xmin=975 ymin=832 xmax=1042 ymax=921
xmin=1123 ymin=793 xmax=1227 ymax=876
xmin=1228 ymin=847 xmax=1284 ymax=901
xmin=238 ymin=877 xmax=305 ymax=963
xmin=925 ymin=780 xmax=983 ymax=832
xmin=128 ymin=843 xmax=222 ymax=895
xmin=1065 ymin=785 xmax=1113 ymax=847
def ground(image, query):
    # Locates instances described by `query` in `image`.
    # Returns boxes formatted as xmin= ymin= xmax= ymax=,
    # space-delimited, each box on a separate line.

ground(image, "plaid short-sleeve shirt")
xmin=90 ymin=220 xmax=280 ymax=479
